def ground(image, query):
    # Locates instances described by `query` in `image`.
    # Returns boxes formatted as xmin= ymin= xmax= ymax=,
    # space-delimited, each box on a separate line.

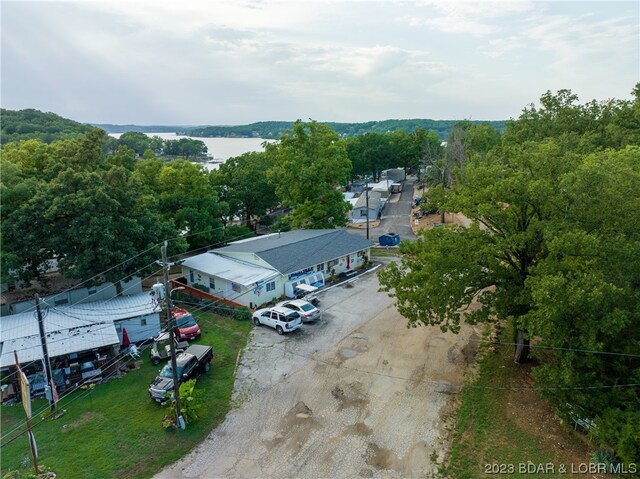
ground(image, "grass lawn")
xmin=443 ymin=324 xmax=610 ymax=479
xmin=1 ymin=308 xmax=252 ymax=479
xmin=370 ymin=247 xmax=400 ymax=257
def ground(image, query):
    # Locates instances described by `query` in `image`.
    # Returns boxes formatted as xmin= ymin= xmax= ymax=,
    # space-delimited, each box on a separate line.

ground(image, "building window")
xmin=189 ymin=270 xmax=194 ymax=283
xmin=209 ymin=277 xmax=216 ymax=290
xmin=360 ymin=209 xmax=369 ymax=217
xmin=266 ymin=281 xmax=276 ymax=292
xmin=87 ymin=287 xmax=97 ymax=295
xmin=141 ymin=318 xmax=147 ymax=326
xmin=328 ymin=259 xmax=339 ymax=267
xmin=316 ymin=263 xmax=324 ymax=272
xmin=54 ymin=298 xmax=69 ymax=306
xmin=232 ymin=282 xmax=241 ymax=293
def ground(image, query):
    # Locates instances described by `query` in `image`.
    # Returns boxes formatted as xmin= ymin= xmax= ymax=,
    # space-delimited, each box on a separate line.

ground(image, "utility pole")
xmin=35 ymin=294 xmax=55 ymax=411
xmin=365 ymin=179 xmax=370 ymax=241
xmin=161 ymin=241 xmax=183 ymax=428
xmin=14 ymin=351 xmax=39 ymax=476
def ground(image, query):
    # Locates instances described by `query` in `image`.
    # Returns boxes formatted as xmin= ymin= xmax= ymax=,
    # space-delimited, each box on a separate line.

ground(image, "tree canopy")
xmin=266 ymin=120 xmax=352 ymax=228
xmin=1 ymin=130 xmax=185 ymax=287
xmin=1 ymin=108 xmax=95 ymax=144
xmin=213 ymin=151 xmax=278 ymax=229
xmin=378 ymin=85 xmax=640 ymax=463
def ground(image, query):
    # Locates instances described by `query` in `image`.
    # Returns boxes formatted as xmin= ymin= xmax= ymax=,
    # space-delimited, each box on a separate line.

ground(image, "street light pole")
xmin=365 ymin=179 xmax=370 ymax=241
xmin=161 ymin=241 xmax=183 ymax=428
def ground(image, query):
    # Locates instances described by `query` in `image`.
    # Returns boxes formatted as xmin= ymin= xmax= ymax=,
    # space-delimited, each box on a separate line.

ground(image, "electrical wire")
xmin=0 ymin=347 xmax=137 ymax=441
xmin=0 ymin=353 xmax=140 ymax=448
xmin=269 ymin=344 xmax=640 ymax=392
xmin=466 ymin=337 xmax=640 ymax=359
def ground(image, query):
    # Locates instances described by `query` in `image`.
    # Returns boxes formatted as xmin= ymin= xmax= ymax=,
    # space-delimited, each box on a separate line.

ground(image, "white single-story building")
xmin=350 ymin=190 xmax=384 ymax=224
xmin=181 ymin=229 xmax=374 ymax=308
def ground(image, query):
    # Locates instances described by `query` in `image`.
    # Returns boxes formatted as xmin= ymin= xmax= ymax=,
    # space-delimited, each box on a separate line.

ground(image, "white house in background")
xmin=370 ymin=179 xmax=394 ymax=197
xmin=350 ymin=190 xmax=384 ymax=224
xmin=181 ymin=229 xmax=374 ymax=308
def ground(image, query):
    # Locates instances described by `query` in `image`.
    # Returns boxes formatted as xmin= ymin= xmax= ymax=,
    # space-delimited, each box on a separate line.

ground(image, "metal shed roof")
xmin=0 ymin=293 xmax=158 ymax=368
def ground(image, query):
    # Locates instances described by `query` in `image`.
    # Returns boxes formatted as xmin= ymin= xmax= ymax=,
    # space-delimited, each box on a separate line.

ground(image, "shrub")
xmin=233 ymin=307 xmax=251 ymax=321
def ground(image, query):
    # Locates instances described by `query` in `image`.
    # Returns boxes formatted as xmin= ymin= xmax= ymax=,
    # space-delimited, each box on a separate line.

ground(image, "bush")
xmin=233 ymin=308 xmax=251 ymax=321
xmin=595 ymin=409 xmax=640 ymax=464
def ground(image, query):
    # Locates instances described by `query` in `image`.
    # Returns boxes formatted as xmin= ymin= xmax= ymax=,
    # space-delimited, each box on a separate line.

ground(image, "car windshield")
xmin=300 ymin=304 xmax=315 ymax=312
xmin=176 ymin=315 xmax=196 ymax=328
xmin=159 ymin=364 xmax=183 ymax=378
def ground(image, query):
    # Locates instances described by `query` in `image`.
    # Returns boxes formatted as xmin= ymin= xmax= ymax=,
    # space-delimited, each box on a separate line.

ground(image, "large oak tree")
xmin=379 ymin=86 xmax=640 ymax=462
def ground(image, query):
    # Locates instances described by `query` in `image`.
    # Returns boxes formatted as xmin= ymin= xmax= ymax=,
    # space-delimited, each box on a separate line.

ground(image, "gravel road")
xmin=155 ymin=264 xmax=477 ymax=479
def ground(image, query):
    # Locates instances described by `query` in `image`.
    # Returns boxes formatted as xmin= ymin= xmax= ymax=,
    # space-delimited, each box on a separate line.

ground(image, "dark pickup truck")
xmin=148 ymin=344 xmax=213 ymax=403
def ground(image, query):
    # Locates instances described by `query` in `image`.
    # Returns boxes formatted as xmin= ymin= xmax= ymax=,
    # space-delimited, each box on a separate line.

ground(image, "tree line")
xmin=2 ymin=112 xmax=475 ymax=290
xmin=1 ymin=108 xmax=95 ymax=145
xmin=379 ymin=85 xmax=640 ymax=464
xmin=181 ymin=118 xmax=505 ymax=140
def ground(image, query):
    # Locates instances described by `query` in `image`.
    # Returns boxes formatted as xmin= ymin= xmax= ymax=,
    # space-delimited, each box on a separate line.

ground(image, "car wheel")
xmin=276 ymin=326 xmax=284 ymax=335
xmin=204 ymin=361 xmax=211 ymax=372
xmin=253 ymin=317 xmax=261 ymax=326
xmin=151 ymin=357 xmax=160 ymax=366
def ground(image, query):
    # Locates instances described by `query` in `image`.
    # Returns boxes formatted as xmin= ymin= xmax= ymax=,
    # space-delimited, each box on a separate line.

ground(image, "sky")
xmin=2 ymin=0 xmax=638 ymax=125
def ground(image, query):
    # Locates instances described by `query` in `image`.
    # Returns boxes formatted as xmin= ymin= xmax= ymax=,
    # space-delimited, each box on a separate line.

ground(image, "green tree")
xmin=0 ymin=108 xmax=94 ymax=144
xmin=412 ymin=128 xmax=443 ymax=182
xmin=1 ymin=133 xmax=185 ymax=287
xmin=136 ymin=159 xmax=227 ymax=249
xmin=378 ymin=88 xmax=640 ymax=461
xmin=118 ymin=131 xmax=163 ymax=156
xmin=345 ymin=132 xmax=393 ymax=181
xmin=163 ymin=138 xmax=207 ymax=159
xmin=266 ymin=121 xmax=352 ymax=228
xmin=214 ymin=151 xmax=277 ymax=229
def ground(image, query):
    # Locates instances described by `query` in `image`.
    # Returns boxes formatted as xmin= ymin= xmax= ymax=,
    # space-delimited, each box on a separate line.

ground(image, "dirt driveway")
xmin=155 ymin=264 xmax=478 ymax=479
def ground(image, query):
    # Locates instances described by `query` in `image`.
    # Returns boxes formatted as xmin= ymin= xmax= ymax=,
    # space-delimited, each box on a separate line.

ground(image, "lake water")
xmin=109 ymin=132 xmax=273 ymax=170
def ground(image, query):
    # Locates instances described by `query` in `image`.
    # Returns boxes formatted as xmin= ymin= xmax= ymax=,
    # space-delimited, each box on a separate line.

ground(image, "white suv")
xmin=276 ymin=299 xmax=320 ymax=322
xmin=252 ymin=306 xmax=302 ymax=335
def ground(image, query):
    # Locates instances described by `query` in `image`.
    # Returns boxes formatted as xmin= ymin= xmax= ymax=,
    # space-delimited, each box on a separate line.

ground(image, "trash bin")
xmin=378 ymin=233 xmax=400 ymax=246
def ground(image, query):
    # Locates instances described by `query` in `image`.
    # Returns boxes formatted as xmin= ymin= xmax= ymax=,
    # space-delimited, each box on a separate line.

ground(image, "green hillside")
xmin=1 ymin=108 xmax=96 ymax=144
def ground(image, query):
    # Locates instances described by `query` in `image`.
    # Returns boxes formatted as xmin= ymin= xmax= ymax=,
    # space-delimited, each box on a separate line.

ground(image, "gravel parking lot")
xmin=155 ymin=263 xmax=478 ymax=479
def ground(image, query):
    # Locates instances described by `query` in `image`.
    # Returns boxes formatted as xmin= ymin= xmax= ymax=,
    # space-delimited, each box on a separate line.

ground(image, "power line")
xmin=1 ymin=353 xmax=138 ymax=448
xmin=468 ymin=337 xmax=640 ymax=358
xmin=270 ymin=344 xmax=640 ymax=392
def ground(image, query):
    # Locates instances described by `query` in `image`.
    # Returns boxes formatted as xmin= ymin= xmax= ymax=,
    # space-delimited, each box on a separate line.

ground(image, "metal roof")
xmin=353 ymin=191 xmax=382 ymax=209
xmin=215 ymin=229 xmax=374 ymax=275
xmin=0 ymin=293 xmax=159 ymax=368
xmin=181 ymin=253 xmax=280 ymax=286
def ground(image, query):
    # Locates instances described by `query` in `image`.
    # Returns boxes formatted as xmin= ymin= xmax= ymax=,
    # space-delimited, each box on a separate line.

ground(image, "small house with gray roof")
xmin=181 ymin=229 xmax=374 ymax=308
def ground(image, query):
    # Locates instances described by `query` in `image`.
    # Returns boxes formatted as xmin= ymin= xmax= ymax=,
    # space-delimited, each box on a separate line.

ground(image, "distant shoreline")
xmin=92 ymin=118 xmax=507 ymax=141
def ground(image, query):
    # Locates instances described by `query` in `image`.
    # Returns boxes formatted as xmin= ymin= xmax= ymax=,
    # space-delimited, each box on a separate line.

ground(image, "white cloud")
xmin=405 ymin=0 xmax=535 ymax=36
xmin=1 ymin=1 xmax=637 ymax=124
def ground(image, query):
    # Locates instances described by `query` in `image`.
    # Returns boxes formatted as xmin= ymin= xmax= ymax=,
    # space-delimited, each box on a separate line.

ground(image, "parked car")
xmin=276 ymin=299 xmax=320 ymax=322
xmin=149 ymin=331 xmax=189 ymax=365
xmin=172 ymin=308 xmax=201 ymax=341
xmin=148 ymin=344 xmax=213 ymax=402
xmin=252 ymin=306 xmax=302 ymax=335
xmin=294 ymin=284 xmax=320 ymax=306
